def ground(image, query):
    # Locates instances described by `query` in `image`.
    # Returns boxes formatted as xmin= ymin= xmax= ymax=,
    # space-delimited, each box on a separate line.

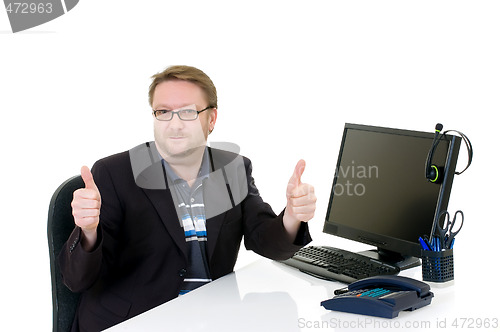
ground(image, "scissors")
xmin=433 ymin=210 xmax=464 ymax=250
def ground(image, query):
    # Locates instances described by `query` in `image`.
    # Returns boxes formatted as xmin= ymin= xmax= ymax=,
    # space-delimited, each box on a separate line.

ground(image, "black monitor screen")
xmin=323 ymin=123 xmax=461 ymax=259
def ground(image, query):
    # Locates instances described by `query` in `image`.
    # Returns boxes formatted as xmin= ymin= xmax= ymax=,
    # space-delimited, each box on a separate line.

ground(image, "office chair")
xmin=47 ymin=175 xmax=83 ymax=332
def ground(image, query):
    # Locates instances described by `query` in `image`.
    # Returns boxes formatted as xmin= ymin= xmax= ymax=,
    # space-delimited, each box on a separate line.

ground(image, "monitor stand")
xmin=358 ymin=248 xmax=421 ymax=270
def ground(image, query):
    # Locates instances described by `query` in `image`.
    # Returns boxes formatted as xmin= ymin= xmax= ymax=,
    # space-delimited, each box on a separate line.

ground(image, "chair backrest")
xmin=47 ymin=175 xmax=84 ymax=332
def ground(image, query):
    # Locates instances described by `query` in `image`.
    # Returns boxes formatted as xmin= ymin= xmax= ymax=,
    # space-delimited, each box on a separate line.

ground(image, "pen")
xmin=419 ymin=237 xmax=431 ymax=251
xmin=435 ymin=236 xmax=441 ymax=251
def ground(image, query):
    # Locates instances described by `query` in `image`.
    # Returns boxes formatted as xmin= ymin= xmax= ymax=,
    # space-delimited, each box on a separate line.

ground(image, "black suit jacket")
xmin=59 ymin=144 xmax=311 ymax=331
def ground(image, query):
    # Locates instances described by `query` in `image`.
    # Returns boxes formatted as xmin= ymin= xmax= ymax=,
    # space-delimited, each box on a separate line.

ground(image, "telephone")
xmin=321 ymin=275 xmax=434 ymax=319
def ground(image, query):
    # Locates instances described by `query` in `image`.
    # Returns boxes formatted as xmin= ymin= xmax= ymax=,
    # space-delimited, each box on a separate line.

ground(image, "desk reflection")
xmin=107 ymin=271 xmax=299 ymax=332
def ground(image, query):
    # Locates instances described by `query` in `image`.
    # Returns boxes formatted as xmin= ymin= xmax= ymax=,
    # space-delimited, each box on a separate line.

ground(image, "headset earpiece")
xmin=428 ymin=165 xmax=443 ymax=184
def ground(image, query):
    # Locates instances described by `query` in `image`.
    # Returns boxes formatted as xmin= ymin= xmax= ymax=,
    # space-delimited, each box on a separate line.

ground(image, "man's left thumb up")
xmin=287 ymin=159 xmax=306 ymax=196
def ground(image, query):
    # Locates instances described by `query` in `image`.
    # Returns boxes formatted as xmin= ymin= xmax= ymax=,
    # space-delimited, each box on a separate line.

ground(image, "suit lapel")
xmin=204 ymin=180 xmax=228 ymax=262
xmin=142 ymin=187 xmax=188 ymax=260
xmin=205 ymin=148 xmax=235 ymax=261
xmin=137 ymin=156 xmax=188 ymax=260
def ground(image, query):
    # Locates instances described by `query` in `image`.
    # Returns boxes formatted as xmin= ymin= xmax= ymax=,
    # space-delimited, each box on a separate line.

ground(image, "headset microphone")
xmin=435 ymin=123 xmax=443 ymax=133
xmin=425 ymin=123 xmax=473 ymax=183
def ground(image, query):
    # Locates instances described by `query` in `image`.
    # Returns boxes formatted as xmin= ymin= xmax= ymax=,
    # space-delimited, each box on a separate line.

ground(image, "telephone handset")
xmin=321 ymin=275 xmax=434 ymax=319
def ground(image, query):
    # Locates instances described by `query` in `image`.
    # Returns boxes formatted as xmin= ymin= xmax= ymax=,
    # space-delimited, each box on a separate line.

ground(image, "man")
xmin=59 ymin=65 xmax=316 ymax=331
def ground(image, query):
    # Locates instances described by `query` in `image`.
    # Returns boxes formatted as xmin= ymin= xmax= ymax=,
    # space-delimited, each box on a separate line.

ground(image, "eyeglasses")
xmin=152 ymin=106 xmax=212 ymax=121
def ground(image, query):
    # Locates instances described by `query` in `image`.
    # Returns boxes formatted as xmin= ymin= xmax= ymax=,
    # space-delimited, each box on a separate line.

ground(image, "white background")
xmin=1 ymin=1 xmax=499 ymax=330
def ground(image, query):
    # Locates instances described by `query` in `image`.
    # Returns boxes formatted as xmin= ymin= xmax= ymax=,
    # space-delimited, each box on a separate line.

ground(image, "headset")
xmin=425 ymin=123 xmax=473 ymax=183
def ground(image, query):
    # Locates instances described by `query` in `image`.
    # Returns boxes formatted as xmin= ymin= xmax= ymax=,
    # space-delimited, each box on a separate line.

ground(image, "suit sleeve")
xmin=242 ymin=158 xmax=312 ymax=260
xmin=58 ymin=159 xmax=123 ymax=292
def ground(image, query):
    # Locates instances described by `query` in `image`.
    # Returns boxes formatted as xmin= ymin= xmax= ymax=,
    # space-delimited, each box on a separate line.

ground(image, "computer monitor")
xmin=323 ymin=123 xmax=462 ymax=269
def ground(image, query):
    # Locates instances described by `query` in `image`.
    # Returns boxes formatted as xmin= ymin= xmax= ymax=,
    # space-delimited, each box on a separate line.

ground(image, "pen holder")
xmin=421 ymin=248 xmax=454 ymax=282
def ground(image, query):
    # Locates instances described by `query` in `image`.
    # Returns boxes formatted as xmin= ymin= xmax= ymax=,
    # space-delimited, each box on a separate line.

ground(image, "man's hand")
xmin=283 ymin=160 xmax=316 ymax=238
xmin=71 ymin=166 xmax=101 ymax=251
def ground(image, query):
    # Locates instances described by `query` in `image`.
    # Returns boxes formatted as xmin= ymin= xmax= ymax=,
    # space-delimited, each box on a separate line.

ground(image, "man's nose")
xmin=169 ymin=113 xmax=185 ymax=128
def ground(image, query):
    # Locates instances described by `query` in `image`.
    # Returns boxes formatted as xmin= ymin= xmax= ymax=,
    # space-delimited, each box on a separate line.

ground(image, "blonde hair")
xmin=148 ymin=65 xmax=217 ymax=108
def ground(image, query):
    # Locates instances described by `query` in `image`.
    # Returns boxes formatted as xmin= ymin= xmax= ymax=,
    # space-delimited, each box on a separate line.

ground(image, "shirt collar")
xmin=161 ymin=147 xmax=211 ymax=184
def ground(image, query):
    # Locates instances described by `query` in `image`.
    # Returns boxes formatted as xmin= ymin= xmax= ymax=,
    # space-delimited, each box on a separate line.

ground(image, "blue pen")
xmin=430 ymin=237 xmax=436 ymax=251
xmin=424 ymin=237 xmax=432 ymax=250
xmin=435 ymin=236 xmax=441 ymax=251
xmin=419 ymin=237 xmax=430 ymax=251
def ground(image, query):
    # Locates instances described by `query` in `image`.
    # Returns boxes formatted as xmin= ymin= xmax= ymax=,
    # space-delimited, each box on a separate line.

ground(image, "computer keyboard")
xmin=281 ymin=246 xmax=400 ymax=283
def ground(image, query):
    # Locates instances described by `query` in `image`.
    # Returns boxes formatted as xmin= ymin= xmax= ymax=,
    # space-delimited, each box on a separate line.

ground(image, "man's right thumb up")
xmin=81 ymin=166 xmax=99 ymax=192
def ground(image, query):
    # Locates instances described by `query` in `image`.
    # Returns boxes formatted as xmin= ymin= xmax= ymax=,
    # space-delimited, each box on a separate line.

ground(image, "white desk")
xmin=106 ymin=257 xmax=498 ymax=331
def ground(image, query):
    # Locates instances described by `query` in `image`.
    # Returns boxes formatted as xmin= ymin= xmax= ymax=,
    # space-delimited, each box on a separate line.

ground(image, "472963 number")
xmin=452 ymin=318 xmax=499 ymax=329
xmin=5 ymin=2 xmax=53 ymax=14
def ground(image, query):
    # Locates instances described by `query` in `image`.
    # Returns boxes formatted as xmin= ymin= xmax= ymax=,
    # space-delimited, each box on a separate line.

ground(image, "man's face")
xmin=152 ymin=80 xmax=216 ymax=160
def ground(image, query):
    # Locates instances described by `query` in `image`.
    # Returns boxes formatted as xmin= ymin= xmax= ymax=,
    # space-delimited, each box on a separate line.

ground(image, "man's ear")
xmin=209 ymin=108 xmax=218 ymax=134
